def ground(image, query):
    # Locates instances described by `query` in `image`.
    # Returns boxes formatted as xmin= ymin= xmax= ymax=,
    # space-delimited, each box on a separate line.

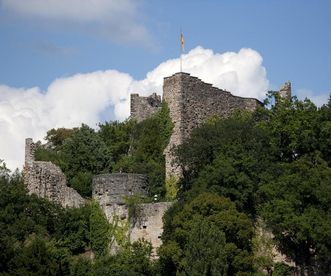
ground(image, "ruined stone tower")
xmin=279 ymin=81 xmax=292 ymax=99
xmin=161 ymin=72 xmax=262 ymax=178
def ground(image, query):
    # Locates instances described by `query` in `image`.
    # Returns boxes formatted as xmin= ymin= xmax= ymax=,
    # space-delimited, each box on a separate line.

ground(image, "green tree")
xmin=175 ymin=113 xmax=273 ymax=215
xmin=90 ymin=201 xmax=111 ymax=257
xmin=98 ymin=120 xmax=136 ymax=164
xmin=45 ymin=127 xmax=78 ymax=150
xmin=114 ymin=102 xmax=173 ymax=197
xmin=259 ymin=156 xmax=331 ymax=270
xmin=62 ymin=124 xmax=112 ymax=197
xmin=160 ymin=193 xmax=254 ymax=275
xmin=183 ymin=219 xmax=228 ymax=276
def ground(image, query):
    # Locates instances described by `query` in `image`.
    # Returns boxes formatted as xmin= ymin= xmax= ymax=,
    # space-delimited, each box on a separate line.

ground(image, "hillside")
xmin=0 ymin=93 xmax=331 ymax=275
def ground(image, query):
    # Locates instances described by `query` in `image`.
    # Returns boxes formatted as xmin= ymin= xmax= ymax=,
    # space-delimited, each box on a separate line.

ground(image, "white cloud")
xmin=1 ymin=0 xmax=149 ymax=44
xmin=295 ymin=89 xmax=329 ymax=107
xmin=0 ymin=46 xmax=268 ymax=171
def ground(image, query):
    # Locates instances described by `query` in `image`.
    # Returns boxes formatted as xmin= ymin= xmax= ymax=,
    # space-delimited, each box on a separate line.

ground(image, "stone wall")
xmin=130 ymin=202 xmax=173 ymax=258
xmin=92 ymin=173 xmax=148 ymax=222
xmin=130 ymin=93 xmax=162 ymax=122
xmin=23 ymin=138 xmax=85 ymax=208
xmin=163 ymin=72 xmax=262 ymax=177
xmin=92 ymin=173 xmax=172 ymax=256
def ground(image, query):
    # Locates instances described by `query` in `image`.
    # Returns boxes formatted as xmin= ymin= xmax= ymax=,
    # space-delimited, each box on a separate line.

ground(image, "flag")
xmin=180 ymin=32 xmax=184 ymax=51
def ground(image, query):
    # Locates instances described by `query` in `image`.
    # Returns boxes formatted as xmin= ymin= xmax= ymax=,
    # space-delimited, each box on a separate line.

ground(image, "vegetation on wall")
xmin=35 ymin=102 xmax=173 ymax=199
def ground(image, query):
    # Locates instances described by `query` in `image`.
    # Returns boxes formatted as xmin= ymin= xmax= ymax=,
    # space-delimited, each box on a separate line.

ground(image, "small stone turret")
xmin=279 ymin=81 xmax=292 ymax=99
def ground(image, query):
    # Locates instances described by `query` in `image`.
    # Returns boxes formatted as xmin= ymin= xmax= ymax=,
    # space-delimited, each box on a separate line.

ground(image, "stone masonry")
xmin=130 ymin=202 xmax=173 ymax=258
xmin=279 ymin=81 xmax=292 ymax=99
xmin=23 ymin=138 xmax=85 ymax=208
xmin=162 ymin=72 xmax=262 ymax=177
xmin=130 ymin=92 xmax=162 ymax=122
xmin=92 ymin=173 xmax=148 ymax=222
xmin=92 ymin=173 xmax=172 ymax=256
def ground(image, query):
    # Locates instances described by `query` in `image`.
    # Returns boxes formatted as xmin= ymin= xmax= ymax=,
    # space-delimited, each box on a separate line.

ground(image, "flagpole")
xmin=180 ymin=52 xmax=182 ymax=73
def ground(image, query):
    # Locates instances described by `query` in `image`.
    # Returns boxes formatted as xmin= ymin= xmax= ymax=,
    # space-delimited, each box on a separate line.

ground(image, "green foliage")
xmin=259 ymin=156 xmax=331 ymax=266
xmin=272 ymin=262 xmax=293 ymax=276
xmin=93 ymin=239 xmax=154 ymax=276
xmin=59 ymin=205 xmax=91 ymax=254
xmin=175 ymin=112 xmax=273 ymax=215
xmin=183 ymin=218 xmax=228 ymax=276
xmin=35 ymin=124 xmax=113 ymax=198
xmin=69 ymin=256 xmax=93 ymax=276
xmin=165 ymin=175 xmax=179 ymax=200
xmin=2 ymin=93 xmax=331 ymax=274
xmin=0 ymin=175 xmax=92 ymax=275
xmin=62 ymin=124 xmax=112 ymax=181
xmin=89 ymin=200 xmax=111 ymax=257
xmin=114 ymin=102 xmax=173 ymax=197
xmin=35 ymin=146 xmax=67 ymax=168
xmin=98 ymin=120 xmax=136 ymax=163
xmin=160 ymin=193 xmax=254 ymax=275
xmin=69 ymin=171 xmax=93 ymax=198
xmin=45 ymin=127 xmax=78 ymax=150
xmin=8 ymin=235 xmax=71 ymax=276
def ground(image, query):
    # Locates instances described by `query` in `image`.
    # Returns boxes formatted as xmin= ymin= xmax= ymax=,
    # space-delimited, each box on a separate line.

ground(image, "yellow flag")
xmin=180 ymin=32 xmax=184 ymax=51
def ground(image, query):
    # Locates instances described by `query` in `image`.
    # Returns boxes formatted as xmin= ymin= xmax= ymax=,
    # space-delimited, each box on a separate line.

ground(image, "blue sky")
xmin=1 ymin=0 xmax=330 ymax=93
xmin=0 ymin=0 xmax=330 ymax=170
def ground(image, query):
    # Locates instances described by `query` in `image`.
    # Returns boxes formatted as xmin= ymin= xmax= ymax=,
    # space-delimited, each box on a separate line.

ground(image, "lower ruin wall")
xmin=23 ymin=138 xmax=85 ymax=208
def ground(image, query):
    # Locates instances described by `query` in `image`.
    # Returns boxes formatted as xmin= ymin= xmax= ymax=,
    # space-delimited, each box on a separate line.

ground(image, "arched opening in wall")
xmin=143 ymin=225 xmax=147 ymax=229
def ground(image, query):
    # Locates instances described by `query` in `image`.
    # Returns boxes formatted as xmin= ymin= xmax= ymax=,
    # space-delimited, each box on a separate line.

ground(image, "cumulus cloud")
xmin=0 ymin=0 xmax=150 ymax=44
xmin=0 ymin=46 xmax=268 ymax=171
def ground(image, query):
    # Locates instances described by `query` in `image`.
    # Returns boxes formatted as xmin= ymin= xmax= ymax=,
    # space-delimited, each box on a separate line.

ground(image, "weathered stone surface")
xmin=279 ymin=81 xmax=292 ymax=99
xmin=92 ymin=173 xmax=148 ymax=222
xmin=130 ymin=92 xmax=162 ymax=122
xmin=23 ymin=138 xmax=85 ymax=208
xmin=92 ymin=173 xmax=172 ymax=256
xmin=130 ymin=202 xmax=173 ymax=258
xmin=162 ymin=72 xmax=262 ymax=177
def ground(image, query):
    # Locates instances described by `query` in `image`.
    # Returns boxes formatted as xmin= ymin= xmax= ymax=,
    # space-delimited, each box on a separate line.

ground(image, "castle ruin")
xmin=23 ymin=71 xmax=291 ymax=257
xmin=92 ymin=173 xmax=172 ymax=257
xmin=23 ymin=138 xmax=85 ymax=208
xmin=130 ymin=92 xmax=162 ymax=122
xmin=131 ymin=72 xmax=263 ymax=177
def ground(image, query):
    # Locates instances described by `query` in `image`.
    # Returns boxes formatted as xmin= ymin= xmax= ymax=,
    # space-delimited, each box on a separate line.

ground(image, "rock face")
xmin=162 ymin=72 xmax=262 ymax=177
xmin=130 ymin=92 xmax=162 ymax=122
xmin=23 ymin=138 xmax=85 ymax=208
